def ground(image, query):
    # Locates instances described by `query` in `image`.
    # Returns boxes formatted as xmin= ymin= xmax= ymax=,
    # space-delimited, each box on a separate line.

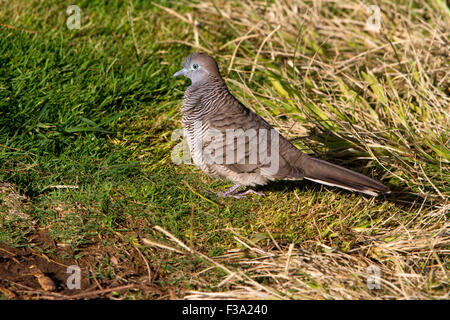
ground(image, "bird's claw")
xmin=232 ymin=189 xmax=265 ymax=198
xmin=206 ymin=184 xmax=264 ymax=199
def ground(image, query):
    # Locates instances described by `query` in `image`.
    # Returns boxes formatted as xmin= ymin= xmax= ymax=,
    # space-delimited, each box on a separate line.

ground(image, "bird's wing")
xmin=205 ymin=99 xmax=304 ymax=179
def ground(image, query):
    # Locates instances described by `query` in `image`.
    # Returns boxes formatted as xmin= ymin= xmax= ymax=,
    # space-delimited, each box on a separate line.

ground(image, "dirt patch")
xmin=0 ymin=231 xmax=168 ymax=299
xmin=0 ymin=240 xmax=95 ymax=299
xmin=0 ymin=182 xmax=172 ymax=299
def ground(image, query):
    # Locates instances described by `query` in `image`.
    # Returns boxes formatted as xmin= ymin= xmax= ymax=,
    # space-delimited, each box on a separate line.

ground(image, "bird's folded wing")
xmin=205 ymin=104 xmax=304 ymax=179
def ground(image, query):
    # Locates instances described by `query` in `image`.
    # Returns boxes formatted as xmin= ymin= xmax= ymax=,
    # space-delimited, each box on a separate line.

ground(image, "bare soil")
xmin=0 ymin=230 xmax=168 ymax=299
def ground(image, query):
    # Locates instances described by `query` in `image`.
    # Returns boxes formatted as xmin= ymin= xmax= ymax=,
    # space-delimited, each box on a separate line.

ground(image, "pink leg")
xmin=232 ymin=189 xmax=265 ymax=199
xmin=217 ymin=184 xmax=242 ymax=197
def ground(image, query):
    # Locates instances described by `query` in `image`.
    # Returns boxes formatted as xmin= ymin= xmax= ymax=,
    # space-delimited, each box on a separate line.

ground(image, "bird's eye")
xmin=192 ymin=63 xmax=199 ymax=70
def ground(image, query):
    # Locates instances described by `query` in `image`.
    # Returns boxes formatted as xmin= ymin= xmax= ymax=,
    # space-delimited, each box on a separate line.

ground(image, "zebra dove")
xmin=174 ymin=53 xmax=390 ymax=198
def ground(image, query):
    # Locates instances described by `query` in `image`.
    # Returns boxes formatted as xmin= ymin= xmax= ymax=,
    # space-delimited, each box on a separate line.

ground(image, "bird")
xmin=173 ymin=53 xmax=390 ymax=198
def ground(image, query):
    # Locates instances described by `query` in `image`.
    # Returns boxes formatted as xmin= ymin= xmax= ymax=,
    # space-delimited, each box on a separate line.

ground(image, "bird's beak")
xmin=173 ymin=68 xmax=186 ymax=78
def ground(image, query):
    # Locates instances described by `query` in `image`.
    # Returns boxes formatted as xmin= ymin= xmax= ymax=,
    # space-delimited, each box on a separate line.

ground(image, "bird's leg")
xmin=213 ymin=184 xmax=265 ymax=199
xmin=217 ymin=183 xmax=242 ymax=197
xmin=232 ymin=188 xmax=265 ymax=199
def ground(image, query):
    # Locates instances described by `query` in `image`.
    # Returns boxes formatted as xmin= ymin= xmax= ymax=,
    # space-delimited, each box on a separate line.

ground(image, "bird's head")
xmin=173 ymin=53 xmax=220 ymax=84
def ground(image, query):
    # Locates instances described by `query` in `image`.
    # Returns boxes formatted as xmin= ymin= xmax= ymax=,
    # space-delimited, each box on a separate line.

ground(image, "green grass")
xmin=0 ymin=0 xmax=448 ymax=299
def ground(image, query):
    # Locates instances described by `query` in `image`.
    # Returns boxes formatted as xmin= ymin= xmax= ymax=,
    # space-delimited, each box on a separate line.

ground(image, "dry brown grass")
xmin=151 ymin=0 xmax=449 ymax=299
xmin=149 ymin=205 xmax=448 ymax=299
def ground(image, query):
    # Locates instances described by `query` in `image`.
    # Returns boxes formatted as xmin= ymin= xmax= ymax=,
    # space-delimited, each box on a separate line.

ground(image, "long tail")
xmin=301 ymin=156 xmax=390 ymax=196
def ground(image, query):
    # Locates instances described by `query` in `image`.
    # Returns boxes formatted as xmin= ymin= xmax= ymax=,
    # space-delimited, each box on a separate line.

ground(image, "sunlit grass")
xmin=0 ymin=0 xmax=448 ymax=299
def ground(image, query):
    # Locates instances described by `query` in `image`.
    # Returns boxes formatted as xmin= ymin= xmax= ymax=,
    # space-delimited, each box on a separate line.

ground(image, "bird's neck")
xmin=182 ymin=76 xmax=229 ymax=116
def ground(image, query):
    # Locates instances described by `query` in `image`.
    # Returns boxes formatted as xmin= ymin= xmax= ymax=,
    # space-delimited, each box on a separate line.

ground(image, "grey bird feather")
xmin=174 ymin=53 xmax=390 ymax=197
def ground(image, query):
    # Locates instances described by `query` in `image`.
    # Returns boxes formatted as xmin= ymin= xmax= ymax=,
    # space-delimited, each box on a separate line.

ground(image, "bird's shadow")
xmin=252 ymin=176 xmax=436 ymax=213
xmin=269 ymin=126 xmax=435 ymax=209
xmin=223 ymin=125 xmax=437 ymax=210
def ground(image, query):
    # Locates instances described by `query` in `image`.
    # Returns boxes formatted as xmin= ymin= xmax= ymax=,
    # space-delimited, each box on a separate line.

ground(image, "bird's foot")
xmin=217 ymin=183 xmax=242 ymax=198
xmin=210 ymin=184 xmax=264 ymax=199
xmin=232 ymin=189 xmax=265 ymax=199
